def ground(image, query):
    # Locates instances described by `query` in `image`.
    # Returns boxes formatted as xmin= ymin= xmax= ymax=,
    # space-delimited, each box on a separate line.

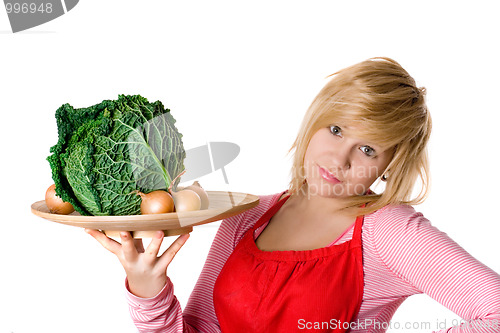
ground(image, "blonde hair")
xmin=288 ymin=57 xmax=432 ymax=216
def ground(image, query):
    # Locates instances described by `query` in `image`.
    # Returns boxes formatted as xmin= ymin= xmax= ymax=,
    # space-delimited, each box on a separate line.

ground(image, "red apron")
xmin=213 ymin=194 xmax=365 ymax=332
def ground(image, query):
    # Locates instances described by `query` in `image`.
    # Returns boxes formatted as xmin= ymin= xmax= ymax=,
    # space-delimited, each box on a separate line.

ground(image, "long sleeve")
xmin=371 ymin=205 xmax=500 ymax=332
xmin=126 ymin=277 xmax=196 ymax=332
xmin=125 ymin=194 xmax=279 ymax=332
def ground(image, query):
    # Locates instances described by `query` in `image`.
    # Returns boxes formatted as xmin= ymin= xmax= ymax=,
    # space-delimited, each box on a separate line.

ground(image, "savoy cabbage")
xmin=47 ymin=95 xmax=186 ymax=216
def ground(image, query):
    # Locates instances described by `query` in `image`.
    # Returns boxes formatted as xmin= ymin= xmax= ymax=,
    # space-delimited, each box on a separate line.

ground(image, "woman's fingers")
xmin=143 ymin=231 xmax=165 ymax=264
xmin=120 ymin=232 xmax=139 ymax=261
xmin=86 ymin=229 xmax=189 ymax=275
xmin=157 ymin=233 xmax=190 ymax=268
xmin=85 ymin=229 xmax=121 ymax=255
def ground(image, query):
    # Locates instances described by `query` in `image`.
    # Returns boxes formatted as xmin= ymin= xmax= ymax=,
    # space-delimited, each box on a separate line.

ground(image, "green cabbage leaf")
xmin=47 ymin=95 xmax=185 ymax=216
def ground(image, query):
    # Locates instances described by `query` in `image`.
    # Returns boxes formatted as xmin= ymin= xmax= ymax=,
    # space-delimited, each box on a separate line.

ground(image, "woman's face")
xmin=302 ymin=124 xmax=394 ymax=198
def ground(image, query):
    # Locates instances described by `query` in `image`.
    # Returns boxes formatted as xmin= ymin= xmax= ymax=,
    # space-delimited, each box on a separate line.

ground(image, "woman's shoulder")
xmin=216 ymin=192 xmax=283 ymax=247
xmin=368 ymin=203 xmax=422 ymax=218
xmin=242 ymin=192 xmax=284 ymax=221
xmin=256 ymin=192 xmax=284 ymax=207
xmin=361 ymin=204 xmax=437 ymax=266
xmin=364 ymin=203 xmax=430 ymax=233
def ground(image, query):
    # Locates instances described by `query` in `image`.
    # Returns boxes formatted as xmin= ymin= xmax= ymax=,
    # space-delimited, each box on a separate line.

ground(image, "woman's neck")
xmin=286 ymin=186 xmax=353 ymax=219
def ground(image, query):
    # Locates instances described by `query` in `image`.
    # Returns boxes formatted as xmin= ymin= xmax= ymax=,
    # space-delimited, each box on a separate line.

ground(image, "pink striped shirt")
xmin=126 ymin=193 xmax=500 ymax=332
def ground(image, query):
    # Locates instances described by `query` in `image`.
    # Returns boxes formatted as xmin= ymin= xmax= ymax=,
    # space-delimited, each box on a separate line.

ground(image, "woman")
xmin=86 ymin=57 xmax=500 ymax=332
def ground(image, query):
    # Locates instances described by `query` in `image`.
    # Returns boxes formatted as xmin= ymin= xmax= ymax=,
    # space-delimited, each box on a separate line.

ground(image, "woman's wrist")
xmin=127 ymin=275 xmax=168 ymax=299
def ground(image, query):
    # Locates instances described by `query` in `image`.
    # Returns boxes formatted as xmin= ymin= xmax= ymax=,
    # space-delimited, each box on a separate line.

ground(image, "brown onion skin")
xmin=185 ymin=181 xmax=209 ymax=209
xmin=45 ymin=184 xmax=75 ymax=215
xmin=139 ymin=190 xmax=174 ymax=214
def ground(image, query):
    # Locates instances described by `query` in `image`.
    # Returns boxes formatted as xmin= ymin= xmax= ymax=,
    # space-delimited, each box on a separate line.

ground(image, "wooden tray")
xmin=31 ymin=191 xmax=259 ymax=238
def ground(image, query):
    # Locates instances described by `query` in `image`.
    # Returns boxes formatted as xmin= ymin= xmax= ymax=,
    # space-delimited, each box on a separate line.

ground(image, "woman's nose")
xmin=330 ymin=147 xmax=351 ymax=172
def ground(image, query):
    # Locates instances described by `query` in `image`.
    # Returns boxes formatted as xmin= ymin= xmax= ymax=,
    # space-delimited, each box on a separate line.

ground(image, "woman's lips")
xmin=318 ymin=166 xmax=342 ymax=184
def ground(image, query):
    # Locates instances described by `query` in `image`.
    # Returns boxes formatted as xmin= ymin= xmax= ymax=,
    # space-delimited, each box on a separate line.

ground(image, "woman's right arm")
xmin=85 ymin=228 xmax=194 ymax=332
xmin=87 ymin=194 xmax=273 ymax=332
xmin=123 ymin=210 xmax=250 ymax=333
xmin=86 ymin=212 xmax=249 ymax=332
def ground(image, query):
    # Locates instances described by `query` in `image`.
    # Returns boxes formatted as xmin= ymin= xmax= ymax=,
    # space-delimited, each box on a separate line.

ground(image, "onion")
xmin=136 ymin=190 xmax=174 ymax=214
xmin=185 ymin=181 xmax=209 ymax=209
xmin=45 ymin=184 xmax=75 ymax=215
xmin=166 ymin=171 xmax=203 ymax=212
xmin=171 ymin=189 xmax=201 ymax=212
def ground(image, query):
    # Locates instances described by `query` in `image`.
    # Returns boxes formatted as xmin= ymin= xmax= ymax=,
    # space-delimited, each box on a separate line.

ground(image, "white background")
xmin=1 ymin=1 xmax=499 ymax=332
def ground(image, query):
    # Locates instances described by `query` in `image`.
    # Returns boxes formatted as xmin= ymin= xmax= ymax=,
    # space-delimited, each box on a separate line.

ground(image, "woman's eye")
xmin=360 ymin=146 xmax=376 ymax=157
xmin=329 ymin=125 xmax=342 ymax=136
